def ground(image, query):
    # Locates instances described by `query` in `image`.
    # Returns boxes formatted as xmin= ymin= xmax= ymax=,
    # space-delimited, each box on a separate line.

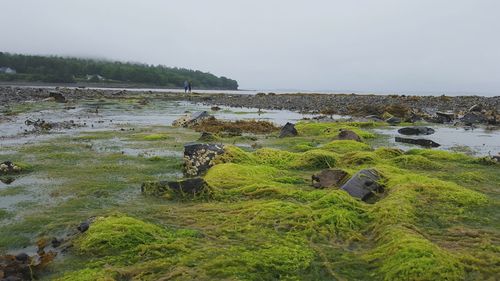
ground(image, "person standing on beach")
xmin=188 ymin=81 xmax=192 ymax=93
xmin=184 ymin=80 xmax=189 ymax=93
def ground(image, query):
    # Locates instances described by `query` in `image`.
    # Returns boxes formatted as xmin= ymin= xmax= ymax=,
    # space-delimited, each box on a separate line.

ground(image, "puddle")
xmin=373 ymin=126 xmax=500 ymax=156
xmin=0 ymin=175 xmax=65 ymax=210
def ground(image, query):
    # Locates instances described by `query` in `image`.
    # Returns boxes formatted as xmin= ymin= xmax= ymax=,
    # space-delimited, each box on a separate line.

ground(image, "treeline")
xmin=0 ymin=52 xmax=238 ymax=90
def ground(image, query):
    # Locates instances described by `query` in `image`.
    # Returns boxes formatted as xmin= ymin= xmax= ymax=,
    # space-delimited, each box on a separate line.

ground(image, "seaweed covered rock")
xmin=184 ymin=143 xmax=225 ymax=177
xmin=142 ymin=178 xmax=210 ymax=198
xmin=279 ymin=122 xmax=298 ymax=138
xmin=397 ymin=126 xmax=435 ymax=136
xmin=0 ymin=161 xmax=22 ymax=175
xmin=168 ymin=177 xmax=209 ymax=196
xmin=172 ymin=111 xmax=210 ymax=128
xmin=395 ymin=137 xmax=440 ymax=147
xmin=141 ymin=181 xmax=169 ymax=196
xmin=337 ymin=129 xmax=362 ymax=142
xmin=340 ymin=169 xmax=383 ymax=202
xmin=312 ymin=169 xmax=349 ymax=188
xmin=198 ymin=131 xmax=217 ymax=142
xmin=1 ymin=254 xmax=32 ymax=281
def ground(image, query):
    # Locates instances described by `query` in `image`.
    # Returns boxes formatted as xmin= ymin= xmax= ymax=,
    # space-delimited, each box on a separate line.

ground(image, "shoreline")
xmin=1 ymin=86 xmax=499 ymax=126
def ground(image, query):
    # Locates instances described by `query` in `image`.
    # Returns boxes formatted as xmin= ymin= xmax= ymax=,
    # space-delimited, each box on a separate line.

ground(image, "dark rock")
xmin=397 ymin=126 xmax=435 ymax=136
xmin=461 ymin=112 xmax=488 ymax=125
xmin=184 ymin=143 xmax=225 ymax=177
xmin=167 ymin=177 xmax=209 ymax=195
xmin=141 ymin=181 xmax=169 ymax=196
xmin=395 ymin=137 xmax=441 ymax=147
xmin=77 ymin=221 xmax=90 ymax=233
xmin=312 ymin=169 xmax=349 ymax=188
xmin=51 ymin=237 xmax=62 ymax=248
xmin=337 ymin=129 xmax=362 ymax=142
xmin=211 ymin=106 xmax=221 ymax=111
xmin=14 ymin=253 xmax=28 ymax=263
xmin=340 ymin=169 xmax=383 ymax=202
xmin=279 ymin=122 xmax=298 ymax=138
xmin=0 ymin=177 xmax=15 ymax=184
xmin=436 ymin=111 xmax=455 ymax=123
xmin=49 ymin=91 xmax=66 ymax=103
xmin=385 ymin=116 xmax=401 ymax=125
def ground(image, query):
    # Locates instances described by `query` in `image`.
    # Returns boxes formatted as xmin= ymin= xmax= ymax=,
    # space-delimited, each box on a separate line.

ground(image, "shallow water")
xmin=1 ymin=99 xmax=499 ymax=156
xmin=373 ymin=126 xmax=500 ymax=156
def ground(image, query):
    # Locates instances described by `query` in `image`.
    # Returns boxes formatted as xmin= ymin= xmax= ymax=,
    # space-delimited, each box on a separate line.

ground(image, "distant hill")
xmin=0 ymin=52 xmax=238 ymax=90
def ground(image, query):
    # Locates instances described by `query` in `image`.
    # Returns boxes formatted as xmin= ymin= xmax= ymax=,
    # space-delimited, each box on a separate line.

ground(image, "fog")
xmin=2 ymin=0 xmax=500 ymax=95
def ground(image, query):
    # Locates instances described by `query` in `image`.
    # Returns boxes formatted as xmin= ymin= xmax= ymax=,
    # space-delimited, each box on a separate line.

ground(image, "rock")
xmin=14 ymin=254 xmax=28 ymax=263
xmin=51 ymin=237 xmax=62 ymax=248
xmin=279 ymin=122 xmax=298 ymax=138
xmin=468 ymin=104 xmax=483 ymax=112
xmin=167 ymin=177 xmax=209 ymax=195
xmin=436 ymin=111 xmax=455 ymax=123
xmin=397 ymin=126 xmax=435 ymax=136
xmin=142 ymin=178 xmax=209 ymax=197
xmin=0 ymin=254 xmax=31 ymax=281
xmin=0 ymin=177 xmax=15 ymax=184
xmin=461 ymin=112 xmax=488 ymax=125
xmin=198 ymin=132 xmax=217 ymax=142
xmin=24 ymin=119 xmax=53 ymax=130
xmin=141 ymin=181 xmax=169 ymax=196
xmin=183 ymin=143 xmax=225 ymax=177
xmin=49 ymin=91 xmax=66 ymax=103
xmin=312 ymin=169 xmax=349 ymax=188
xmin=337 ymin=129 xmax=362 ymax=142
xmin=211 ymin=106 xmax=221 ymax=111
xmin=395 ymin=137 xmax=441 ymax=147
xmin=0 ymin=161 xmax=22 ymax=176
xmin=172 ymin=111 xmax=210 ymax=128
xmin=385 ymin=116 xmax=401 ymax=125
xmin=77 ymin=221 xmax=90 ymax=233
xmin=340 ymin=169 xmax=383 ymax=202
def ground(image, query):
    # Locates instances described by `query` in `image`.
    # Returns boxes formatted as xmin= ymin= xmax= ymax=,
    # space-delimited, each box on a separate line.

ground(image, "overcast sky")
xmin=2 ymin=0 xmax=500 ymax=95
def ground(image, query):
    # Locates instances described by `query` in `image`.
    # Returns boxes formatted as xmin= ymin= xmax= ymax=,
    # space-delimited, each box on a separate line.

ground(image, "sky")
xmin=2 ymin=0 xmax=500 ymax=95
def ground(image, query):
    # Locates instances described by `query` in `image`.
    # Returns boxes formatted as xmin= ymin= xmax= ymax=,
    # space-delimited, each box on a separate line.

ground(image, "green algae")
xmin=1 ymin=101 xmax=498 ymax=281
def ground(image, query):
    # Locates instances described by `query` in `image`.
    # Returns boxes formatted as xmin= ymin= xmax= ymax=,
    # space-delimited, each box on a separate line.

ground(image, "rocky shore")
xmin=1 ymin=86 xmax=499 ymax=125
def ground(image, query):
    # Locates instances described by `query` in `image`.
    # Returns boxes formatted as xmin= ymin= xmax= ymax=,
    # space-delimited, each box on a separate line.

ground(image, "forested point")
xmin=0 ymin=52 xmax=238 ymax=90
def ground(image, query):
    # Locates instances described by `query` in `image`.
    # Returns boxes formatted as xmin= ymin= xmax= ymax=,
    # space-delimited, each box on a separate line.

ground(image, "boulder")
xmin=385 ymin=116 xmax=401 ymax=125
xmin=461 ymin=112 xmax=488 ymax=125
xmin=364 ymin=115 xmax=383 ymax=122
xmin=340 ymin=169 xmax=383 ymax=201
xmin=172 ymin=111 xmax=210 ymax=128
xmin=279 ymin=122 xmax=298 ymax=138
xmin=49 ymin=91 xmax=66 ymax=103
xmin=0 ymin=161 xmax=22 ymax=175
xmin=184 ymin=143 xmax=225 ymax=177
xmin=167 ymin=177 xmax=209 ymax=195
xmin=436 ymin=111 xmax=455 ymax=123
xmin=395 ymin=137 xmax=440 ymax=147
xmin=397 ymin=126 xmax=435 ymax=136
xmin=337 ymin=129 xmax=362 ymax=142
xmin=312 ymin=169 xmax=349 ymax=189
